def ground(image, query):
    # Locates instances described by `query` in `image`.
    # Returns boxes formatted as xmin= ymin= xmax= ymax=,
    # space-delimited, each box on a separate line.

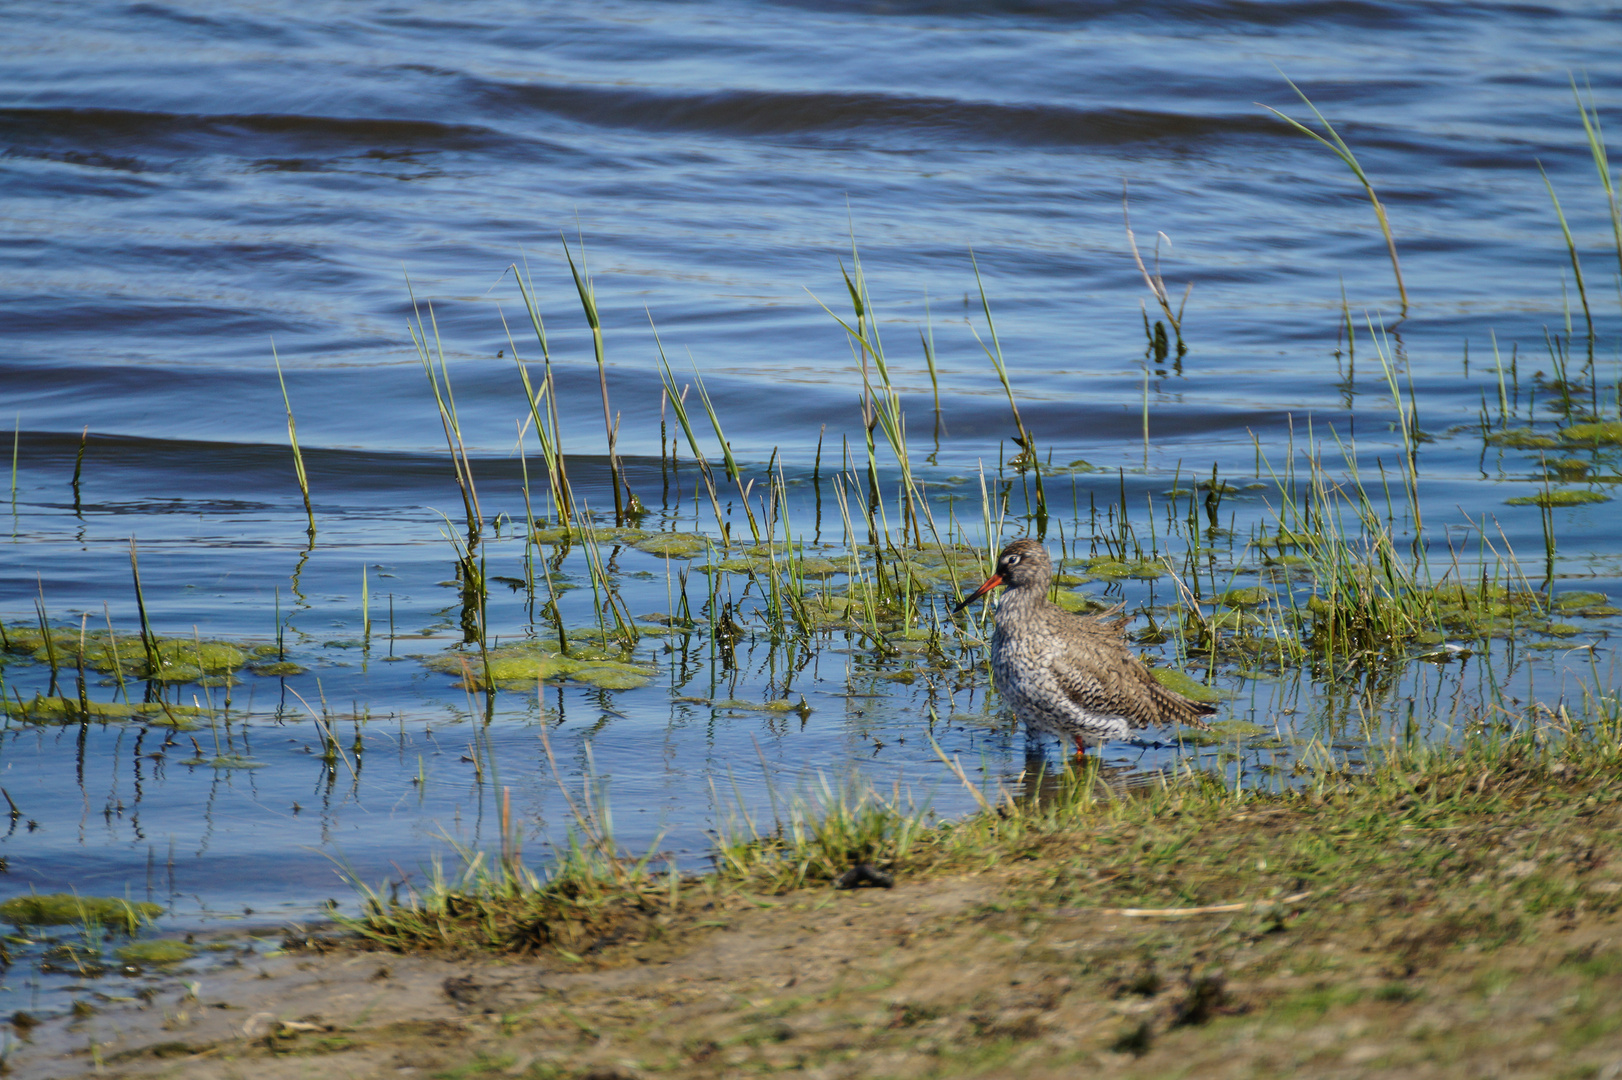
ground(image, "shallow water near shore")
xmin=2 ymin=0 xmax=1622 ymax=1018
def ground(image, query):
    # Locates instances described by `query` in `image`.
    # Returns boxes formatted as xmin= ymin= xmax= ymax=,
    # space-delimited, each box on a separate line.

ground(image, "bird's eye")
xmin=1005 ymin=554 xmax=1021 ymax=566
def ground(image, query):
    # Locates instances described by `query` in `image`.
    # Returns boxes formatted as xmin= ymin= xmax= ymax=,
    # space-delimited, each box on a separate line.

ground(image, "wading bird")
xmin=954 ymin=539 xmax=1215 ymax=758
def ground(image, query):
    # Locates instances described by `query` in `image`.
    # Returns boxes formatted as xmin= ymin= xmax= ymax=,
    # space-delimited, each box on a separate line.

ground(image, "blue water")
xmin=1 ymin=0 xmax=1620 ymax=1014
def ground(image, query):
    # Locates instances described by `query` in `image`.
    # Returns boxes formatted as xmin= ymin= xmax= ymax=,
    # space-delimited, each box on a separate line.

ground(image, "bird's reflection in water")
xmin=1010 ymin=743 xmax=1173 ymax=811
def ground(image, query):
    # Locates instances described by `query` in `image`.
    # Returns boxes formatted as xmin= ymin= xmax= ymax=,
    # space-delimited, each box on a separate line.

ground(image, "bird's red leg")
xmin=1073 ymin=737 xmax=1087 ymax=760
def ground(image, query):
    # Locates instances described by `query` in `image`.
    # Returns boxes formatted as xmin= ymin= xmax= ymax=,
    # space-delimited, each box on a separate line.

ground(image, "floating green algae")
xmin=1 ymin=696 xmax=202 ymax=726
xmin=1485 ymin=428 xmax=1561 ymax=449
xmin=1 ymin=626 xmax=250 ymax=682
xmin=0 ymin=894 xmax=161 ymax=930
xmin=115 ymin=939 xmax=196 ymax=966
xmin=1505 ymin=489 xmax=1610 ymax=507
xmin=685 ymin=697 xmax=806 ymax=714
xmin=1547 ymin=458 xmax=1591 ymax=479
xmin=1149 ymin=667 xmax=1225 ymax=703
xmin=631 ymin=531 xmax=710 ymax=558
xmin=1178 ymin=719 xmax=1267 ymax=746
xmin=249 ymin=661 xmax=307 ymax=676
xmin=701 ymin=551 xmax=845 ymax=579
xmin=1551 ymin=592 xmax=1618 ymax=617
xmin=1560 ymin=421 xmax=1622 ymax=446
xmin=1043 ymin=459 xmax=1103 ymax=475
xmin=532 ymin=524 xmax=651 ymax=547
xmin=801 ymin=595 xmax=865 ymax=628
xmin=1255 ymin=528 xmax=1323 ymax=550
xmin=1205 ymin=608 xmax=1267 ymax=632
xmin=1294 ymin=582 xmax=1619 ymax=650
xmin=1049 ymin=590 xmax=1105 ymax=614
xmin=1084 ymin=557 xmax=1165 ymax=580
xmin=567 ymin=662 xmax=656 ymax=690
xmin=531 ymin=525 xmax=724 ymax=560
xmin=1216 ymin=587 xmax=1273 ymax=608
xmin=425 ymin=641 xmax=655 ymax=691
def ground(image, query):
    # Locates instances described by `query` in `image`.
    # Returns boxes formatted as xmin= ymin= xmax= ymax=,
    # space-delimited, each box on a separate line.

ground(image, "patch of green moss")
xmin=909 ymin=544 xmax=987 ymax=572
xmin=0 ymin=628 xmax=249 ymax=682
xmin=1505 ymin=489 xmax=1610 ymax=507
xmin=1178 ymin=719 xmax=1267 ymax=747
xmin=637 ymin=613 xmax=699 ymax=630
xmin=0 ymin=894 xmax=161 ymax=929
xmin=1051 ymin=590 xmax=1107 ymax=614
xmin=1085 ymin=558 xmax=1164 ymax=581
xmin=425 ymin=643 xmax=654 ymax=692
xmin=1 ymin=696 xmax=201 ymax=726
xmin=1149 ymin=667 xmax=1226 ymax=703
xmin=802 ymin=596 xmax=863 ymax=628
xmin=1044 ymin=459 xmax=1102 ymax=475
xmin=1541 ymin=624 xmax=1584 ymax=638
xmin=1547 ymin=458 xmax=1590 ymax=479
xmin=115 ymin=939 xmax=196 ymax=966
xmin=709 ymin=698 xmax=802 ymax=713
xmin=532 ymin=525 xmax=651 ymax=547
xmin=1217 ymin=587 xmax=1272 ymax=608
xmin=1485 ymin=428 xmax=1560 ymax=449
xmin=485 ymin=651 xmax=580 ymax=681
xmin=249 ymin=661 xmax=307 ymax=677
xmin=568 ymin=663 xmax=656 ymax=690
xmin=700 ymin=550 xmax=847 ymax=580
xmin=703 ymin=557 xmax=768 ymax=575
xmin=631 ymin=532 xmax=710 ymax=558
xmin=1206 ymin=609 xmax=1264 ymax=632
xmin=1257 ymin=529 xmax=1321 ymax=549
xmin=135 ymin=640 xmax=246 ymax=681
xmin=1554 ymin=592 xmax=1609 ymax=611
xmin=794 ymin=557 xmax=846 ymax=578
xmin=1561 ymin=421 xmax=1622 ymax=447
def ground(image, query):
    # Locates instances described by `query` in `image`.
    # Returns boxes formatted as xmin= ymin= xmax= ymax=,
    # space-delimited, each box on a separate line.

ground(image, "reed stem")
xmin=271 ymin=342 xmax=316 ymax=537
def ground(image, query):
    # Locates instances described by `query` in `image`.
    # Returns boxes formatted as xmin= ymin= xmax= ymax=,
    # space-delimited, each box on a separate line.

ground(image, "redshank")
xmin=954 ymin=539 xmax=1215 ymax=757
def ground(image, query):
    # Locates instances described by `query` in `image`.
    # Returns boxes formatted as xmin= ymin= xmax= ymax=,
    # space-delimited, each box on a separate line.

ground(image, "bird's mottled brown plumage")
xmin=958 ymin=539 xmax=1215 ymax=755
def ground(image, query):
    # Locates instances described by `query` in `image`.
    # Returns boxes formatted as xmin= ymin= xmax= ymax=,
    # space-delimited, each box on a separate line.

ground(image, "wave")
xmin=475 ymin=80 xmax=1284 ymax=149
xmin=0 ymin=106 xmax=523 ymax=164
xmin=763 ymin=0 xmax=1457 ymax=31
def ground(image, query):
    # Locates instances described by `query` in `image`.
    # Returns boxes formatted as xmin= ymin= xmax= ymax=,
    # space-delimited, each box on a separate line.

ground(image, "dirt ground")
xmin=14 ymin=857 xmax=1622 ymax=1080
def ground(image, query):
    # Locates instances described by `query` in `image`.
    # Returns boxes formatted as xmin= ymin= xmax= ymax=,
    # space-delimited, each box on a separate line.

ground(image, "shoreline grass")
xmin=331 ymin=690 xmax=1622 ymax=959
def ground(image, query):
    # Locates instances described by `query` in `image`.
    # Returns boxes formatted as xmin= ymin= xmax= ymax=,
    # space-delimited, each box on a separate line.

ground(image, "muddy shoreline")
xmin=14 ymin=747 xmax=1622 ymax=1079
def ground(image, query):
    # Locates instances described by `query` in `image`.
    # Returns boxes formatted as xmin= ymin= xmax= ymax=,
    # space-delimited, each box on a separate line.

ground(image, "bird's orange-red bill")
xmin=952 ymin=573 xmax=1003 ymax=614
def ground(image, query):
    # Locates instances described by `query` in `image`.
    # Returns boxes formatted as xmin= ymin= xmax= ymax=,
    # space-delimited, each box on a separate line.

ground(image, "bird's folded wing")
xmin=1052 ymin=636 xmax=1213 ymax=728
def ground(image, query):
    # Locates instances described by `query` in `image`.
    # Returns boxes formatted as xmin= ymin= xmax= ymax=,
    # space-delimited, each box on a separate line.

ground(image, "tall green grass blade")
xmin=1538 ymin=162 xmax=1595 ymax=344
xmin=271 ymin=342 xmax=315 ymax=536
xmin=1261 ymin=74 xmax=1407 ymax=314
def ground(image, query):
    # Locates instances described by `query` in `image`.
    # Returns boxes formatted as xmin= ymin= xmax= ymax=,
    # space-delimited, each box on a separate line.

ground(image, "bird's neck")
xmin=994 ymin=580 xmax=1048 ymax=626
